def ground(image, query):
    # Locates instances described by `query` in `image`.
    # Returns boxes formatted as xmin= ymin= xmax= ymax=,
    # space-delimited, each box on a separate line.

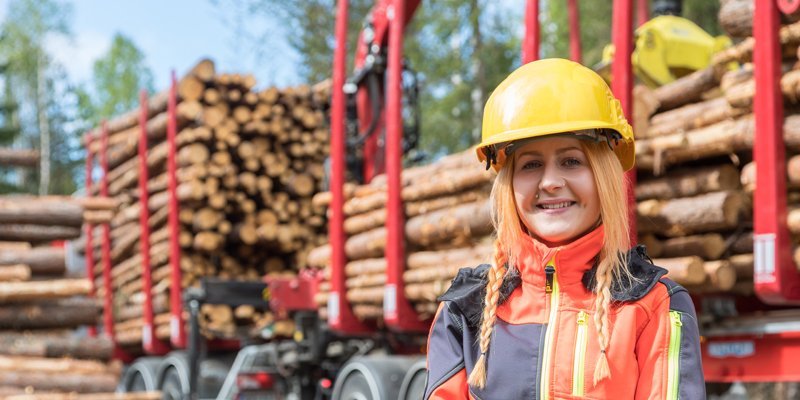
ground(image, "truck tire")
xmin=331 ymin=356 xmax=418 ymax=400
xmin=156 ymin=352 xmax=191 ymax=400
xmin=397 ymin=358 xmax=427 ymax=400
xmin=119 ymin=357 xmax=162 ymax=392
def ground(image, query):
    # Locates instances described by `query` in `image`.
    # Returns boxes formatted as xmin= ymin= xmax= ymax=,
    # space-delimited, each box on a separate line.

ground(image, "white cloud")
xmin=45 ymin=31 xmax=109 ymax=84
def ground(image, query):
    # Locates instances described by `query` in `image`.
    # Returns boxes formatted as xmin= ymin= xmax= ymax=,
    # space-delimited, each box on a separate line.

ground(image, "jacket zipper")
xmin=540 ymin=256 xmax=559 ymax=400
xmin=572 ymin=310 xmax=589 ymax=396
xmin=667 ymin=311 xmax=683 ymax=400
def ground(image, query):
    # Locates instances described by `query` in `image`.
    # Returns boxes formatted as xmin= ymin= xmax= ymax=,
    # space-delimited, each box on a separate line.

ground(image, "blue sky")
xmin=2 ymin=0 xmax=304 ymax=92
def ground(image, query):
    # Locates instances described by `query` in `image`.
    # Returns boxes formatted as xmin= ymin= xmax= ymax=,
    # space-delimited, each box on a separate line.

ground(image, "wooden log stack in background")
xmin=77 ymin=59 xmax=331 ymax=347
xmin=0 ymin=195 xmax=124 ymax=396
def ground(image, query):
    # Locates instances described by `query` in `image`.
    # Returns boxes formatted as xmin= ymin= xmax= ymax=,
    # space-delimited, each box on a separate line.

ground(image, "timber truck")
xmin=83 ymin=0 xmax=800 ymax=398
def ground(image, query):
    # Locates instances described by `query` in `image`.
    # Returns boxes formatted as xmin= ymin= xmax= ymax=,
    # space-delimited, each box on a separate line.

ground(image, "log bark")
xmin=0 ymin=224 xmax=81 ymax=242
xmin=0 ymin=333 xmax=111 ymax=360
xmin=637 ymin=191 xmax=745 ymax=236
xmin=659 ymin=234 xmax=727 ymax=260
xmin=0 ymin=298 xmax=101 ymax=329
xmin=635 ymin=164 xmax=740 ymax=200
xmin=712 ymin=19 xmax=800 ymax=65
xmin=645 ymin=97 xmax=747 ymax=139
xmin=719 ymin=0 xmax=800 ymax=38
xmin=0 ymin=198 xmax=84 ymax=227
xmin=0 ymin=265 xmax=30 ymax=282
xmin=0 ymin=370 xmax=117 ymax=393
xmin=0 ymin=247 xmax=65 ymax=276
xmin=0 ymin=148 xmax=39 ymax=168
xmin=0 ymin=279 xmax=91 ymax=303
xmin=654 ymin=66 xmax=723 ymax=111
xmin=4 ymin=392 xmax=162 ymax=400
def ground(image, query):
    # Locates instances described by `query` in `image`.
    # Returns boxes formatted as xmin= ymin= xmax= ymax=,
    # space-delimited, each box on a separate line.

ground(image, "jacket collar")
xmin=515 ymin=225 xmax=605 ymax=288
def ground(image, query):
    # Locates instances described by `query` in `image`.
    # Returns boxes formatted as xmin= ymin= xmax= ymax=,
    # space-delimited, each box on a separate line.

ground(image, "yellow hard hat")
xmin=476 ymin=58 xmax=635 ymax=172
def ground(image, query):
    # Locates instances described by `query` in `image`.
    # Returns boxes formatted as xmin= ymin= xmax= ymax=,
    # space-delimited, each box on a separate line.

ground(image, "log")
xmin=654 ymin=66 xmax=722 ymax=111
xmin=725 ymin=69 xmax=800 ymax=109
xmin=0 ymin=265 xmax=30 ymax=282
xmin=718 ymin=0 xmax=800 ymax=38
xmin=0 ymin=247 xmax=65 ymax=276
xmin=645 ymin=97 xmax=747 ymax=139
xmin=0 ymin=355 xmax=113 ymax=375
xmin=0 ymin=279 xmax=91 ymax=303
xmin=0 ymin=148 xmax=39 ymax=168
xmin=638 ymin=234 xmax=663 ymax=258
xmin=0 ymin=333 xmax=112 ymax=360
xmin=730 ymin=253 xmax=754 ymax=279
xmin=0 ymin=198 xmax=84 ymax=227
xmin=0 ymin=370 xmax=117 ymax=393
xmin=701 ymin=260 xmax=737 ymax=292
xmin=741 ymin=155 xmax=800 ymax=192
xmin=712 ymin=19 xmax=800 ymax=65
xmin=5 ymin=392 xmax=163 ymax=400
xmin=637 ymin=191 xmax=745 ymax=236
xmin=659 ymin=234 xmax=727 ymax=260
xmin=0 ymin=224 xmax=81 ymax=242
xmin=0 ymin=242 xmax=30 ymax=251
xmin=0 ymin=298 xmax=101 ymax=329
xmin=635 ymin=164 xmax=740 ymax=200
xmin=653 ymin=256 xmax=707 ymax=286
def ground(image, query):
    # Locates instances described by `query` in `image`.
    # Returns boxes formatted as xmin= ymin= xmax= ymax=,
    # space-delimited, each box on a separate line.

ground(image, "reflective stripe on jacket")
xmin=424 ymin=226 xmax=705 ymax=399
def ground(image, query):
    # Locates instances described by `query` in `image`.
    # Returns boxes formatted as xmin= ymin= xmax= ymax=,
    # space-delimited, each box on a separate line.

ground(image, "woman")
xmin=424 ymin=59 xmax=704 ymax=399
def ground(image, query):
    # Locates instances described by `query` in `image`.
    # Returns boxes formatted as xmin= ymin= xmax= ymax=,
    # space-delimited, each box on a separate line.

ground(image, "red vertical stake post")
xmin=84 ymin=135 xmax=97 ymax=337
xmin=611 ymin=0 xmax=637 ymax=245
xmin=384 ymin=0 xmax=427 ymax=332
xmin=329 ymin=0 xmax=371 ymax=334
xmin=753 ymin=0 xmax=800 ymax=303
xmin=168 ymin=71 xmax=187 ymax=347
xmin=636 ymin=0 xmax=649 ymax=26
xmin=139 ymin=90 xmax=170 ymax=355
xmin=567 ymin=0 xmax=582 ymax=63
xmin=522 ymin=0 xmax=540 ymax=64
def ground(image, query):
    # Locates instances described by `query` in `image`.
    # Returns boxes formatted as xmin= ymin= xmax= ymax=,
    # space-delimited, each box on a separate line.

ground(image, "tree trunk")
xmin=0 ymin=370 xmax=117 ymax=393
xmin=653 ymin=256 xmax=706 ymax=286
xmin=635 ymin=164 xmax=740 ymax=200
xmin=654 ymin=66 xmax=722 ymax=111
xmin=637 ymin=191 xmax=745 ymax=236
xmin=659 ymin=234 xmax=727 ymax=260
xmin=0 ymin=333 xmax=111 ymax=360
xmin=37 ymin=52 xmax=50 ymax=196
xmin=0 ymin=224 xmax=81 ymax=242
xmin=0 ymin=265 xmax=30 ymax=282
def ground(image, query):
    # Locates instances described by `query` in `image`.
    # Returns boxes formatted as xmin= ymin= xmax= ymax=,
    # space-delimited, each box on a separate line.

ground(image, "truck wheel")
xmin=119 ymin=357 xmax=161 ymax=392
xmin=331 ymin=356 xmax=418 ymax=400
xmin=397 ymin=358 xmax=427 ymax=400
xmin=156 ymin=352 xmax=191 ymax=400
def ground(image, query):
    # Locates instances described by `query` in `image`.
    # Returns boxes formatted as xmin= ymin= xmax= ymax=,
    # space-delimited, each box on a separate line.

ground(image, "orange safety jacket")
xmin=424 ymin=226 xmax=705 ymax=399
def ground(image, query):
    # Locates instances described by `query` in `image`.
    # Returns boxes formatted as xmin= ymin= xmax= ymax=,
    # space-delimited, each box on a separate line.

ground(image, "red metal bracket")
xmin=84 ymin=135 xmax=97 ymax=338
xmin=100 ymin=122 xmax=134 ymax=362
xmin=384 ymin=0 xmax=429 ymax=333
xmin=567 ymin=0 xmax=582 ymax=63
xmin=329 ymin=0 xmax=373 ymax=335
xmin=265 ymin=271 xmax=322 ymax=318
xmin=611 ymin=0 xmax=638 ymax=245
xmin=167 ymin=71 xmax=187 ymax=348
xmin=753 ymin=0 xmax=800 ymax=304
xmin=778 ymin=0 xmax=800 ymax=15
xmin=522 ymin=0 xmax=540 ymax=64
xmin=139 ymin=90 xmax=170 ymax=355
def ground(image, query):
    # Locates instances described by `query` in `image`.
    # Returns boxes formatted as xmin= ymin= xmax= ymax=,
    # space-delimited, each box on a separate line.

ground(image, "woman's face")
xmin=512 ymin=136 xmax=601 ymax=247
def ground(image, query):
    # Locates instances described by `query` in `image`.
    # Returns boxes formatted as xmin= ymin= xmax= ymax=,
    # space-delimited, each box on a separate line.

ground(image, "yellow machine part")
xmin=597 ymin=15 xmax=732 ymax=88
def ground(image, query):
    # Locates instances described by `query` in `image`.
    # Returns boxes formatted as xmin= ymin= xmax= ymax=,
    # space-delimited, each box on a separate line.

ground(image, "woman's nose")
xmin=539 ymin=164 xmax=566 ymax=193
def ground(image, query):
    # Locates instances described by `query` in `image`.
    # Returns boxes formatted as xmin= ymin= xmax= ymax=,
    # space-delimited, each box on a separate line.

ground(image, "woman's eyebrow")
xmin=518 ymin=146 xmax=582 ymax=157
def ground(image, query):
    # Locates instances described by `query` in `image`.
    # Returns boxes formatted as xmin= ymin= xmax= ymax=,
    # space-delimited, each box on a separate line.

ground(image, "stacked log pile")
xmin=634 ymin=13 xmax=800 ymax=296
xmin=308 ymin=150 xmax=496 ymax=323
xmin=77 ymin=59 xmax=331 ymax=347
xmin=0 ymin=195 xmax=136 ymax=397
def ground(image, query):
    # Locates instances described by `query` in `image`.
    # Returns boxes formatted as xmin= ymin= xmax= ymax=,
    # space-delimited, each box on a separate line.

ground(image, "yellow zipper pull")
xmin=577 ymin=310 xmax=587 ymax=325
xmin=544 ymin=256 xmax=556 ymax=293
xmin=671 ymin=311 xmax=682 ymax=327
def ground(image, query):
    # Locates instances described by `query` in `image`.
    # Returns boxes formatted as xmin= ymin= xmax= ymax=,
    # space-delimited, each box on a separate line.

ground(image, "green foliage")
xmin=78 ymin=33 xmax=154 ymax=125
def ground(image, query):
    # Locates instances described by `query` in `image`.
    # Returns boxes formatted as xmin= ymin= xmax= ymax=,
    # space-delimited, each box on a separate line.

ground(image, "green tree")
xmin=0 ymin=0 xmax=73 ymax=195
xmin=77 ymin=33 xmax=154 ymax=125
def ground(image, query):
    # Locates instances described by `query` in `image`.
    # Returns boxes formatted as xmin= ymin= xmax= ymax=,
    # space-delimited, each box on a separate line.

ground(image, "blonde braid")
xmin=467 ymin=240 xmax=508 ymax=389
xmin=592 ymin=258 xmax=614 ymax=385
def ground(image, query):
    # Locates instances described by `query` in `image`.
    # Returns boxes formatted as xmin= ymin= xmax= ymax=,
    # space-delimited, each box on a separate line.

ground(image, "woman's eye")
xmin=563 ymin=157 xmax=582 ymax=167
xmin=521 ymin=160 xmax=542 ymax=170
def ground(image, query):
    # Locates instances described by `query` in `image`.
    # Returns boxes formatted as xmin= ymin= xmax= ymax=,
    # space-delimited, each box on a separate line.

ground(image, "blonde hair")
xmin=468 ymin=138 xmax=632 ymax=389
